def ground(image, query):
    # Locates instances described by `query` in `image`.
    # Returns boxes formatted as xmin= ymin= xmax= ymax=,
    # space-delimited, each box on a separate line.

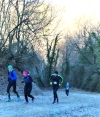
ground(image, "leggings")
xmin=24 ymin=83 xmax=34 ymax=102
xmin=66 ymin=89 xmax=69 ymax=96
xmin=7 ymin=81 xmax=19 ymax=99
xmin=53 ymin=85 xmax=59 ymax=101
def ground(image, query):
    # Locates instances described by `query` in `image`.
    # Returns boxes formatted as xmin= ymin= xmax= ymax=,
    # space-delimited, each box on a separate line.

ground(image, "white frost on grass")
xmin=0 ymin=89 xmax=100 ymax=117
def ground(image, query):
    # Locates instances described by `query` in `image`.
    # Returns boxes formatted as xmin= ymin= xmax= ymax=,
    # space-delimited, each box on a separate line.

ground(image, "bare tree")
xmin=0 ymin=0 xmax=58 ymax=68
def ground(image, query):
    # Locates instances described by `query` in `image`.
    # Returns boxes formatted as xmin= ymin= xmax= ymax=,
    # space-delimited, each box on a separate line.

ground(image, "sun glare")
xmin=46 ymin=0 xmax=100 ymax=30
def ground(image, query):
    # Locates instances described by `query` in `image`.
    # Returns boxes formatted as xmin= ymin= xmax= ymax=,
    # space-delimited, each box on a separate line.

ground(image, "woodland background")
xmin=1 ymin=0 xmax=100 ymax=93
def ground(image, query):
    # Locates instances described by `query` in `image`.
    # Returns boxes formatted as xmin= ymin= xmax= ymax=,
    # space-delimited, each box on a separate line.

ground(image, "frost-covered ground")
xmin=0 ymin=88 xmax=100 ymax=117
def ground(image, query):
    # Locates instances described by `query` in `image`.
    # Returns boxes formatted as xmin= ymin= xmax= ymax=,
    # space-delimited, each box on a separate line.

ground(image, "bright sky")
xmin=45 ymin=0 xmax=100 ymax=31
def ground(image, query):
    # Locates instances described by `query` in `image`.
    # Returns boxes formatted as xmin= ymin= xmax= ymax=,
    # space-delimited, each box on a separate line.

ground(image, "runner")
xmin=22 ymin=70 xmax=34 ymax=104
xmin=6 ymin=65 xmax=20 ymax=102
xmin=65 ymin=82 xmax=70 ymax=96
xmin=50 ymin=71 xmax=63 ymax=104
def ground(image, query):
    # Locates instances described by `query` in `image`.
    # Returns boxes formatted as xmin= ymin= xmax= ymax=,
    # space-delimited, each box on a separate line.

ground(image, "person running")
xmin=22 ymin=70 xmax=34 ymax=104
xmin=6 ymin=65 xmax=20 ymax=102
xmin=65 ymin=82 xmax=70 ymax=96
xmin=50 ymin=71 xmax=63 ymax=104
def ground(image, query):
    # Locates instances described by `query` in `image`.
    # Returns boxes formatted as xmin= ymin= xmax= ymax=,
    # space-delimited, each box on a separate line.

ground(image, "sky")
xmin=45 ymin=0 xmax=100 ymax=31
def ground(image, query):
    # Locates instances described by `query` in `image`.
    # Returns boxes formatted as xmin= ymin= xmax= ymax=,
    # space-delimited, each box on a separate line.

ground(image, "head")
xmin=8 ymin=65 xmax=13 ymax=72
xmin=23 ymin=70 xmax=29 ymax=77
xmin=54 ymin=71 xmax=58 ymax=76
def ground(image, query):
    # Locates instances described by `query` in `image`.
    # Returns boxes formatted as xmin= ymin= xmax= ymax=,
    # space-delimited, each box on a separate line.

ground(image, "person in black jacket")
xmin=50 ymin=71 xmax=63 ymax=104
xmin=22 ymin=70 xmax=34 ymax=104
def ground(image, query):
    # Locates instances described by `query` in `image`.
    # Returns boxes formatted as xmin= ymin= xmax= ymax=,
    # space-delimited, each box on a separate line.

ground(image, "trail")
xmin=0 ymin=88 xmax=100 ymax=117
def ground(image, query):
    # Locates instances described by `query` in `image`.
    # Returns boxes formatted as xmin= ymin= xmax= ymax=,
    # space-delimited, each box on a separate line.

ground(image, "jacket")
xmin=50 ymin=74 xmax=63 ymax=86
xmin=23 ymin=75 xmax=33 ymax=84
xmin=8 ymin=70 xmax=17 ymax=81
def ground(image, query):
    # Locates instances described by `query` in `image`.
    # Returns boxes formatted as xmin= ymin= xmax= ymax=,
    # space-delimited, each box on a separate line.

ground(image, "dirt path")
xmin=0 ymin=88 xmax=100 ymax=117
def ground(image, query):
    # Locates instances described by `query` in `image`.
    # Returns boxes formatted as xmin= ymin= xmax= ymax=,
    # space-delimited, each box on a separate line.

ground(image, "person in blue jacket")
xmin=6 ymin=65 xmax=20 ymax=102
xmin=65 ymin=82 xmax=70 ymax=96
xmin=22 ymin=70 xmax=34 ymax=103
xmin=50 ymin=71 xmax=63 ymax=104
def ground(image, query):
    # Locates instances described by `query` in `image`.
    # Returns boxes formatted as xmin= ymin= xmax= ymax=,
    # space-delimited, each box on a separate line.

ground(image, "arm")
xmin=9 ymin=70 xmax=17 ymax=81
xmin=58 ymin=75 xmax=63 ymax=84
xmin=29 ymin=75 xmax=33 ymax=82
xmin=12 ymin=71 xmax=17 ymax=80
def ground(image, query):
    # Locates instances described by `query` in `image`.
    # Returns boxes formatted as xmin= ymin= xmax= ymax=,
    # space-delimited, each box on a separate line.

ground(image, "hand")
xmin=59 ymin=84 xmax=61 ymax=86
xmin=21 ymin=81 xmax=24 ymax=83
xmin=50 ymin=82 xmax=52 ymax=85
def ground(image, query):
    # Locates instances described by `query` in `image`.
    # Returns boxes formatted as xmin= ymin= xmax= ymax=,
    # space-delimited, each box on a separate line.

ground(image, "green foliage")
xmin=94 ymin=36 xmax=100 ymax=67
xmin=78 ymin=32 xmax=97 ymax=65
xmin=61 ymin=55 xmax=70 ymax=83
xmin=84 ymin=74 xmax=99 ymax=91
xmin=95 ymin=82 xmax=100 ymax=92
xmin=46 ymin=34 xmax=60 ymax=82
xmin=71 ymin=65 xmax=84 ymax=88
xmin=70 ymin=31 xmax=100 ymax=92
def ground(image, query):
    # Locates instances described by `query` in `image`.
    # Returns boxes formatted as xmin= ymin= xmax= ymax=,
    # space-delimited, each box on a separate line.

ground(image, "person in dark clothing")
xmin=22 ymin=70 xmax=34 ymax=104
xmin=50 ymin=71 xmax=63 ymax=104
xmin=6 ymin=65 xmax=20 ymax=102
xmin=65 ymin=82 xmax=70 ymax=96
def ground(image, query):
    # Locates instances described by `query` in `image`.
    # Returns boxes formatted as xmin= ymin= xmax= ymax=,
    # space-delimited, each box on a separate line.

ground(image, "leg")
xmin=67 ymin=90 xmax=69 ymax=96
xmin=7 ymin=82 xmax=12 ymax=99
xmin=66 ymin=90 xmax=69 ymax=96
xmin=53 ymin=85 xmax=59 ymax=103
xmin=27 ymin=84 xmax=34 ymax=101
xmin=28 ymin=94 xmax=34 ymax=100
xmin=56 ymin=93 xmax=58 ymax=102
xmin=12 ymin=81 xmax=19 ymax=97
xmin=55 ymin=89 xmax=58 ymax=99
xmin=53 ymin=85 xmax=56 ymax=102
xmin=66 ymin=90 xmax=67 ymax=95
xmin=53 ymin=90 xmax=56 ymax=102
xmin=25 ymin=94 xmax=28 ymax=102
xmin=55 ymin=86 xmax=59 ymax=102
xmin=24 ymin=86 xmax=28 ymax=102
